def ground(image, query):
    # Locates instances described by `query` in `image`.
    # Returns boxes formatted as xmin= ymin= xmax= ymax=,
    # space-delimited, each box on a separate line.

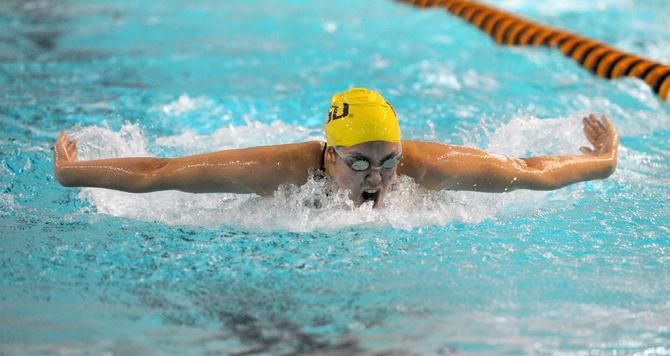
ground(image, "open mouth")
xmin=361 ymin=189 xmax=380 ymax=204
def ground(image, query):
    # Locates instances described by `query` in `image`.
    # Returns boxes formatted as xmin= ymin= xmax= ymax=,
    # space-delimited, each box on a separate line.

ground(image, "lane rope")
xmin=397 ymin=0 xmax=670 ymax=101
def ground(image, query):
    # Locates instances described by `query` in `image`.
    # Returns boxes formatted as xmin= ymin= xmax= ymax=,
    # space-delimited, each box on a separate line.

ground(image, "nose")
xmin=366 ymin=168 xmax=383 ymax=185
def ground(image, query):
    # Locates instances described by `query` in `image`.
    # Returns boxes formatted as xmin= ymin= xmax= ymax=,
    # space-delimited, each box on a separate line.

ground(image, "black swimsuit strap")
xmin=319 ymin=142 xmax=327 ymax=172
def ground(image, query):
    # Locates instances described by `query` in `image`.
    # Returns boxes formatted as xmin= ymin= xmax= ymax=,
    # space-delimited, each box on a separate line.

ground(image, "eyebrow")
xmin=345 ymin=151 xmax=402 ymax=162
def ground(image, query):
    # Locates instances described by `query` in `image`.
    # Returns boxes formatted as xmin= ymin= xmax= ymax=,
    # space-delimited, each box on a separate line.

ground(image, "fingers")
xmin=56 ymin=131 xmax=78 ymax=147
xmin=596 ymin=116 xmax=608 ymax=132
xmin=600 ymin=115 xmax=616 ymax=137
xmin=56 ymin=131 xmax=66 ymax=147
xmin=600 ymin=115 xmax=619 ymax=151
xmin=583 ymin=117 xmax=598 ymax=135
xmin=584 ymin=114 xmax=605 ymax=134
xmin=582 ymin=117 xmax=600 ymax=145
xmin=583 ymin=126 xmax=598 ymax=145
xmin=582 ymin=114 xmax=619 ymax=155
xmin=583 ymin=114 xmax=613 ymax=138
xmin=583 ymin=114 xmax=609 ymax=152
xmin=54 ymin=131 xmax=79 ymax=162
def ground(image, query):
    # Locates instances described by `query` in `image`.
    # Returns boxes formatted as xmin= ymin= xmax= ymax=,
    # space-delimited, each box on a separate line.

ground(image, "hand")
xmin=54 ymin=131 xmax=78 ymax=174
xmin=580 ymin=114 xmax=618 ymax=157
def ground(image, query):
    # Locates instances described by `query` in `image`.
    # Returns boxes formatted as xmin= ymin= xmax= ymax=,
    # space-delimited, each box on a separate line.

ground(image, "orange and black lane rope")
xmin=397 ymin=0 xmax=670 ymax=100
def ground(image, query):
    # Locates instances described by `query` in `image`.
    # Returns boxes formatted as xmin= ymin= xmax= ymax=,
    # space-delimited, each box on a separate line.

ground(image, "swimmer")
xmin=53 ymin=88 xmax=619 ymax=208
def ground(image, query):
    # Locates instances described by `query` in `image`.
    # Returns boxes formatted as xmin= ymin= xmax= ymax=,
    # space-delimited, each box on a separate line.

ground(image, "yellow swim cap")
xmin=324 ymin=88 xmax=401 ymax=147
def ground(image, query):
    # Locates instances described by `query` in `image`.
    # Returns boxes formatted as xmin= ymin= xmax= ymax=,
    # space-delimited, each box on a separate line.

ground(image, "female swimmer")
xmin=53 ymin=88 xmax=619 ymax=207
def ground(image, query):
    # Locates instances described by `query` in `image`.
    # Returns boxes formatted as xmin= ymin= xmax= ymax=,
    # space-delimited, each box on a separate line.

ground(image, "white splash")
xmin=323 ymin=22 xmax=338 ymax=33
xmin=155 ymin=120 xmax=322 ymax=154
xmin=160 ymin=94 xmax=217 ymax=116
xmin=486 ymin=114 xmax=584 ymax=157
xmin=558 ymin=92 xmax=670 ymax=137
xmin=70 ymin=122 xmax=150 ymax=158
xmin=68 ymin=110 xmax=608 ymax=231
xmin=422 ymin=69 xmax=462 ymax=91
xmin=0 ymin=193 xmax=15 ymax=209
xmin=417 ymin=61 xmax=499 ymax=94
xmin=482 ymin=0 xmax=634 ymax=16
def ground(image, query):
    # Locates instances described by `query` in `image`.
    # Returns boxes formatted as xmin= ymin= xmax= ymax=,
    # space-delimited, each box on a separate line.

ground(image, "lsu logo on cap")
xmin=326 ymin=103 xmax=350 ymax=123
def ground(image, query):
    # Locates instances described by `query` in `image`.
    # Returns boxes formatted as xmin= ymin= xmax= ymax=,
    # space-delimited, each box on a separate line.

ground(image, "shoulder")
xmin=401 ymin=140 xmax=485 ymax=161
xmin=274 ymin=141 xmax=324 ymax=172
xmin=398 ymin=140 xmax=434 ymax=182
xmin=401 ymin=140 xmax=458 ymax=152
xmin=280 ymin=141 xmax=324 ymax=157
xmin=399 ymin=140 xmax=458 ymax=166
xmin=397 ymin=140 xmax=461 ymax=188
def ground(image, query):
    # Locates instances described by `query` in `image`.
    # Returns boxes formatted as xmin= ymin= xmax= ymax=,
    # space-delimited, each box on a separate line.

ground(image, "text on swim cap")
xmin=326 ymin=103 xmax=349 ymax=123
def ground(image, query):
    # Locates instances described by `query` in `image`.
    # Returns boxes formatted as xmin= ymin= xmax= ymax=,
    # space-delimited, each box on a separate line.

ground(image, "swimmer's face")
xmin=327 ymin=141 xmax=402 ymax=208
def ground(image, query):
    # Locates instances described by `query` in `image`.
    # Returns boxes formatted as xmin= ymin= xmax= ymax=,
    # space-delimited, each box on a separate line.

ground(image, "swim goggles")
xmin=332 ymin=146 xmax=402 ymax=172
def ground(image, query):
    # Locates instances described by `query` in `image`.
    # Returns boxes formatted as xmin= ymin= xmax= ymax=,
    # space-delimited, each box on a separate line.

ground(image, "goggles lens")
xmin=334 ymin=147 xmax=402 ymax=172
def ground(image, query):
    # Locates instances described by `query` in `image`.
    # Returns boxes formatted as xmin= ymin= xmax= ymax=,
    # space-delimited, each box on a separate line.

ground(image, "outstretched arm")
xmin=399 ymin=114 xmax=619 ymax=192
xmin=53 ymin=132 xmax=322 ymax=195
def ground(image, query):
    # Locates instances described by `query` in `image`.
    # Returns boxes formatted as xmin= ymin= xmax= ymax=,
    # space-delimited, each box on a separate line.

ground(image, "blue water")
xmin=1 ymin=0 xmax=669 ymax=354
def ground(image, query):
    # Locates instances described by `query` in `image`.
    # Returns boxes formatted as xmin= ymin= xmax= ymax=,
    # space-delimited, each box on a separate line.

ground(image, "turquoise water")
xmin=1 ymin=0 xmax=669 ymax=353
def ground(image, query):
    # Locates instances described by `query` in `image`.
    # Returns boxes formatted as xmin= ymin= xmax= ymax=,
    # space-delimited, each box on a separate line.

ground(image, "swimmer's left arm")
xmin=400 ymin=114 xmax=619 ymax=192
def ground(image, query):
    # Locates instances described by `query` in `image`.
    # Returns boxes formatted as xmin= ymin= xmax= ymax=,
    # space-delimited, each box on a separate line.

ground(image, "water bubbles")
xmin=322 ymin=22 xmax=338 ymax=34
xmin=71 ymin=122 xmax=150 ymax=158
xmin=160 ymin=94 xmax=213 ymax=116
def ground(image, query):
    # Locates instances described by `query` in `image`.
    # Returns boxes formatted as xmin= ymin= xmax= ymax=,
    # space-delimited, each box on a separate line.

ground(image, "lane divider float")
xmin=397 ymin=0 xmax=670 ymax=101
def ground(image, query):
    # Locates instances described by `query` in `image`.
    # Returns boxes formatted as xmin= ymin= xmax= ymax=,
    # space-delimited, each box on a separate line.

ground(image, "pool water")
xmin=1 ymin=0 xmax=669 ymax=353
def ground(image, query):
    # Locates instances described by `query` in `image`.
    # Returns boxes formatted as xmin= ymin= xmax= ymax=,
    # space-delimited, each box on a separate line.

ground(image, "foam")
xmin=386 ymin=302 xmax=670 ymax=355
xmin=558 ymin=92 xmax=670 ymax=137
xmin=0 ymin=193 xmax=15 ymax=210
xmin=416 ymin=61 xmax=499 ymax=94
xmin=160 ymin=94 xmax=217 ymax=116
xmin=481 ymin=0 xmax=634 ymax=16
xmin=69 ymin=109 xmax=613 ymax=231
xmin=486 ymin=114 xmax=584 ymax=157
xmin=70 ymin=123 xmax=150 ymax=158
xmin=155 ymin=120 xmax=322 ymax=155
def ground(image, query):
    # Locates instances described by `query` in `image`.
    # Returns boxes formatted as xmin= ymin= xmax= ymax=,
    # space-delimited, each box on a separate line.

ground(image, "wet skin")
xmin=324 ymin=141 xmax=402 ymax=208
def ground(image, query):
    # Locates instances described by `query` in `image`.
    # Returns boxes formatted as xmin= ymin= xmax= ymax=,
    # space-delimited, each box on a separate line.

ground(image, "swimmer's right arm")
xmin=53 ymin=132 xmax=322 ymax=195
